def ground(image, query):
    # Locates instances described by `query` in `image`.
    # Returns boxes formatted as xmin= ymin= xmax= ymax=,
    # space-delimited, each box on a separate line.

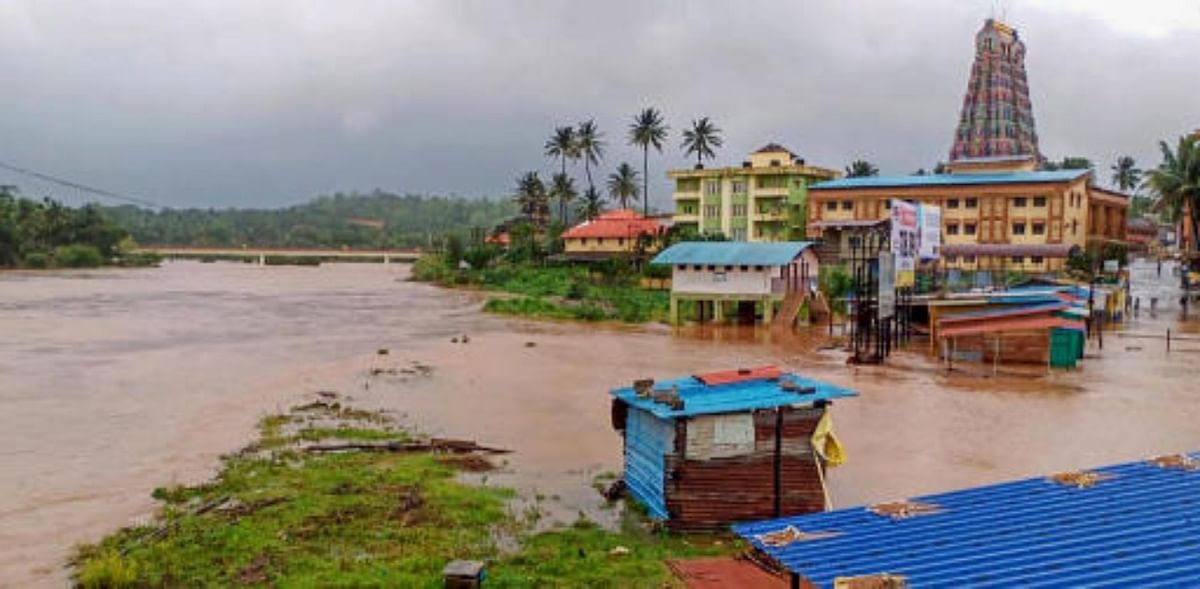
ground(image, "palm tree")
xmin=1110 ymin=155 xmax=1142 ymax=192
xmin=1146 ymin=135 xmax=1200 ymax=253
xmin=575 ymin=119 xmax=605 ymax=194
xmin=577 ymin=187 xmax=605 ymax=221
xmin=544 ymin=125 xmax=577 ymax=178
xmin=845 ymin=160 xmax=879 ymax=178
xmin=681 ymin=117 xmax=722 ymax=169
xmin=548 ymin=172 xmax=577 ymax=224
xmin=628 ymin=108 xmax=668 ymax=216
xmin=513 ymin=171 xmax=549 ymax=226
xmin=606 ymin=163 xmax=640 ymax=210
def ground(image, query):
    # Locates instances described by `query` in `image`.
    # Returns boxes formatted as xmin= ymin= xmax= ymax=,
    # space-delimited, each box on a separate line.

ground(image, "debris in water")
xmin=451 ymin=337 xmax=459 ymax=343
xmin=608 ymin=546 xmax=630 ymax=557
xmin=601 ymin=478 xmax=626 ymax=502
xmin=377 ymin=348 xmax=389 ymax=356
xmin=525 ymin=341 xmax=537 ymax=348
xmin=461 ymin=334 xmax=470 ymax=344
xmin=316 ymin=391 xmax=338 ymax=400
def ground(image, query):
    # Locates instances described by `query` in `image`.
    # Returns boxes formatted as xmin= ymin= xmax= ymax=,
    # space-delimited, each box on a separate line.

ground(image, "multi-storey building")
xmin=807 ymin=161 xmax=1129 ymax=272
xmin=669 ymin=144 xmax=839 ymax=242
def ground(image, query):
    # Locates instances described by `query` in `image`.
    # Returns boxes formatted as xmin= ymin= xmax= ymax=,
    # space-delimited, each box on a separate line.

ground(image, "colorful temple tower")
xmin=949 ymin=19 xmax=1040 ymax=163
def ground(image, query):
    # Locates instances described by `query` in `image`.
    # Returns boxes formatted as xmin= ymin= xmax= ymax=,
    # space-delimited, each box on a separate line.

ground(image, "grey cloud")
xmin=0 ymin=0 xmax=1196 ymax=209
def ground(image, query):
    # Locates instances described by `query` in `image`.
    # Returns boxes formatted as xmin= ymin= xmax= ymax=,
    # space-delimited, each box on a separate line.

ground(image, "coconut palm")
xmin=575 ymin=119 xmax=605 ymax=194
xmin=628 ymin=108 xmax=668 ymax=216
xmin=1110 ymin=155 xmax=1142 ymax=192
xmin=606 ymin=163 xmax=640 ymax=210
xmin=681 ymin=117 xmax=722 ymax=169
xmin=845 ymin=160 xmax=879 ymax=178
xmin=577 ymin=187 xmax=606 ymax=221
xmin=544 ymin=125 xmax=577 ymax=178
xmin=548 ymin=172 xmax=577 ymax=224
xmin=513 ymin=171 xmax=549 ymax=226
xmin=1146 ymin=135 xmax=1200 ymax=253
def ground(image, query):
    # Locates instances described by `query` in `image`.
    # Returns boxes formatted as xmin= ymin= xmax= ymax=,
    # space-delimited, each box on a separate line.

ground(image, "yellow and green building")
xmin=669 ymin=144 xmax=839 ymax=242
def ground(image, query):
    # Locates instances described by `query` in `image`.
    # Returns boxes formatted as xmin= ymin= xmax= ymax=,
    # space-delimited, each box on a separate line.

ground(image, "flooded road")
xmin=3 ymin=259 xmax=1200 ymax=586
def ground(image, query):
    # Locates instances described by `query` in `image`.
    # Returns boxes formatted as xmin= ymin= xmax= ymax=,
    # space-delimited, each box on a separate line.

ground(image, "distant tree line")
xmin=0 ymin=186 xmax=128 ymax=268
xmin=102 ymin=191 xmax=517 ymax=250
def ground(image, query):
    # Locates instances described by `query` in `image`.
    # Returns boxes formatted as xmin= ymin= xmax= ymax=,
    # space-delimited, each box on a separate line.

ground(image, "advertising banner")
xmin=890 ymin=200 xmax=918 ymax=288
xmin=919 ymin=204 xmax=941 ymax=260
xmin=878 ymin=252 xmax=896 ymax=318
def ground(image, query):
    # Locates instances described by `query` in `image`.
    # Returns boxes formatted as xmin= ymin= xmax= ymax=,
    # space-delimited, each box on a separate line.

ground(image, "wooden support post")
xmin=773 ymin=408 xmax=783 ymax=518
xmin=669 ymin=296 xmax=679 ymax=325
xmin=1167 ymin=328 xmax=1172 ymax=353
xmin=993 ymin=335 xmax=1000 ymax=376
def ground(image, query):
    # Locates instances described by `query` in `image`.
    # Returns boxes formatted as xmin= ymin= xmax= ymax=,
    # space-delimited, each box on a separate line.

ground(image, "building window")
xmin=965 ymin=197 xmax=978 ymax=208
xmin=1012 ymin=222 xmax=1026 ymax=235
xmin=597 ymin=238 xmax=605 ymax=245
xmin=1031 ymin=256 xmax=1044 ymax=264
xmin=1011 ymin=256 xmax=1024 ymax=263
xmin=706 ymin=265 xmax=716 ymax=271
xmin=739 ymin=265 xmax=749 ymax=271
xmin=617 ymin=238 xmax=625 ymax=246
xmin=947 ymin=223 xmax=960 ymax=235
xmin=841 ymin=200 xmax=853 ymax=211
xmin=1033 ymin=196 xmax=1046 ymax=207
xmin=1072 ymin=220 xmax=1078 ymax=235
xmin=964 ymin=223 xmax=977 ymax=235
xmin=731 ymin=180 xmax=747 ymax=194
xmin=964 ymin=255 xmax=976 ymax=263
xmin=693 ymin=265 xmax=703 ymax=271
xmin=1032 ymin=222 xmax=1045 ymax=235
xmin=732 ymin=204 xmax=747 ymax=217
xmin=755 ymin=265 xmax=764 ymax=271
xmin=703 ymin=181 xmax=720 ymax=196
xmin=947 ymin=255 xmax=959 ymax=263
xmin=825 ymin=201 xmax=838 ymax=211
xmin=704 ymin=205 xmax=720 ymax=217
xmin=731 ymin=228 xmax=747 ymax=241
xmin=946 ymin=198 xmax=960 ymax=209
xmin=1014 ymin=197 xmax=1027 ymax=207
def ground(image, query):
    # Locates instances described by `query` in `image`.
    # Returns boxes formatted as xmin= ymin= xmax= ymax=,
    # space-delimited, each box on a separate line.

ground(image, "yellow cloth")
xmin=811 ymin=411 xmax=846 ymax=467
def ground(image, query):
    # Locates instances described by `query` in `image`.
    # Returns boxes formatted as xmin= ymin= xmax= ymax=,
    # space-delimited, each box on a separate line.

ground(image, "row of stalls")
xmin=925 ymin=283 xmax=1128 ymax=370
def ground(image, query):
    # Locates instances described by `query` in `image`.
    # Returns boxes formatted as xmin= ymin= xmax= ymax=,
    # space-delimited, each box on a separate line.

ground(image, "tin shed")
xmin=610 ymin=366 xmax=857 ymax=531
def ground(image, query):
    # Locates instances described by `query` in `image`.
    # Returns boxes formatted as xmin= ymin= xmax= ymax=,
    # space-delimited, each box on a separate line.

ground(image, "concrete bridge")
xmin=135 ymin=246 xmax=422 ymax=263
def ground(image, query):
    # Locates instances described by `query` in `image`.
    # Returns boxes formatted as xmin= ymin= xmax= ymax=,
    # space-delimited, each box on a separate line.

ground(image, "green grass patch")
xmin=72 ymin=403 xmax=738 ymax=587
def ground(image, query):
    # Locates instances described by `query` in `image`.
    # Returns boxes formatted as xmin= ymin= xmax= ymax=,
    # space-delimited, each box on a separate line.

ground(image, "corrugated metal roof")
xmin=938 ymin=302 xmax=1068 ymax=324
xmin=734 ymin=452 xmax=1200 ymax=588
xmin=651 ymin=242 xmax=814 ymax=266
xmin=811 ymin=170 xmax=1088 ymax=191
xmin=939 ymin=315 xmax=1084 ymax=337
xmin=611 ymin=371 xmax=856 ymax=419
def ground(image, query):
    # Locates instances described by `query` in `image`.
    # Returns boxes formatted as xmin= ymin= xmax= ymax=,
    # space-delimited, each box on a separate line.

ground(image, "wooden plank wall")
xmin=663 ymin=406 xmax=827 ymax=531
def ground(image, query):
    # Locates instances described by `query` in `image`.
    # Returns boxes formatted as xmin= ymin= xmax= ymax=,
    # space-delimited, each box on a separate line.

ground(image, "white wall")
xmin=671 ymin=264 xmax=776 ymax=295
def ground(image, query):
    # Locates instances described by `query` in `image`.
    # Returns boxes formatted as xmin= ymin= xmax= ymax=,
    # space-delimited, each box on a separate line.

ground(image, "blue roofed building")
xmin=807 ymin=161 xmax=1129 ymax=276
xmin=609 ymin=366 xmax=857 ymax=531
xmin=733 ymin=452 xmax=1200 ymax=588
xmin=651 ymin=241 xmax=821 ymax=326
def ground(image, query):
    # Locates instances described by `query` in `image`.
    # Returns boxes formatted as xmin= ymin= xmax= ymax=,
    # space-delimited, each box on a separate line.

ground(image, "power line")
xmin=0 ymin=159 xmax=164 ymax=209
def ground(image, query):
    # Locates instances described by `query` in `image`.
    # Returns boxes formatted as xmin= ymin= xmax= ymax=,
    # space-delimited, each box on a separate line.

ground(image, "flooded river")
xmin=3 ymin=259 xmax=1199 ymax=586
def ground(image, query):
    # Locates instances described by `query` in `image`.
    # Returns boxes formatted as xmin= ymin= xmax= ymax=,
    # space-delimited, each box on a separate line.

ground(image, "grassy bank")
xmin=72 ymin=398 xmax=733 ymax=587
xmin=414 ymin=254 xmax=671 ymax=324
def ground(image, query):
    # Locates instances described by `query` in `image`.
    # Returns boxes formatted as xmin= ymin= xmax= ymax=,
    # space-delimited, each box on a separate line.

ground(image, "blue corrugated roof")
xmin=734 ymin=452 xmax=1200 ymax=588
xmin=650 ymin=241 xmax=814 ymax=266
xmin=811 ymin=170 xmax=1089 ymax=190
xmin=611 ymin=372 xmax=857 ymax=419
xmin=939 ymin=301 xmax=1068 ymax=323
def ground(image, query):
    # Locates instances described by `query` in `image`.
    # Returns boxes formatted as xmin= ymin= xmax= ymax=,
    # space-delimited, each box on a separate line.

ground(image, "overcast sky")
xmin=1 ymin=0 xmax=1197 ymax=210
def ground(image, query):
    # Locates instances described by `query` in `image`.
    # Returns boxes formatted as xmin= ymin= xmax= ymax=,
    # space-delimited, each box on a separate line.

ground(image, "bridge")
xmin=135 ymin=246 xmax=422 ymax=263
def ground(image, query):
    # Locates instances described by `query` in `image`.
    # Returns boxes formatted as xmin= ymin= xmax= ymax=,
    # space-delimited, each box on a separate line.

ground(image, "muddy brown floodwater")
xmin=3 ymin=259 xmax=1200 ymax=586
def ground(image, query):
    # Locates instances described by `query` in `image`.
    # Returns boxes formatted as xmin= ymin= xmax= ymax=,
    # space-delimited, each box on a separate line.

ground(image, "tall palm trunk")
xmin=642 ymin=147 xmax=649 ymax=217
xmin=560 ymin=156 xmax=568 ymax=224
xmin=585 ymin=159 xmax=593 ymax=194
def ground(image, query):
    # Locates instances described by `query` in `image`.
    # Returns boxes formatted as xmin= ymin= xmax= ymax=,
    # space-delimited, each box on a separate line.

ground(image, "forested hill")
xmin=103 ymin=191 xmax=516 ymax=249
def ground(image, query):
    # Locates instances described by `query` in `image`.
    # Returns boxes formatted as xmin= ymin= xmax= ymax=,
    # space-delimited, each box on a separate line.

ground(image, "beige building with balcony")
xmin=669 ymin=144 xmax=839 ymax=242
xmin=808 ymin=157 xmax=1130 ymax=273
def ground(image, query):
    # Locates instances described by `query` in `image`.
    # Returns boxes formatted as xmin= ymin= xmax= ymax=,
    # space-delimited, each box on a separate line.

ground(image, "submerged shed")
xmin=734 ymin=452 xmax=1200 ymax=588
xmin=610 ymin=366 xmax=857 ymax=531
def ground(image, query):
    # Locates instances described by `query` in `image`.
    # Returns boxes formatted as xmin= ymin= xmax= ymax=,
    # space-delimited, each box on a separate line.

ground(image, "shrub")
xmin=411 ymin=253 xmax=454 ymax=283
xmin=443 ymin=234 xmax=465 ymax=269
xmin=75 ymin=549 xmax=138 ymax=588
xmin=52 ymin=244 xmax=104 ymax=268
xmin=463 ymin=244 xmax=501 ymax=270
xmin=23 ymin=251 xmax=50 ymax=269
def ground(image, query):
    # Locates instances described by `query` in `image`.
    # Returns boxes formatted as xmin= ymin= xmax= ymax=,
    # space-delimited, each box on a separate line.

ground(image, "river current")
xmin=2 ymin=259 xmax=1198 ymax=586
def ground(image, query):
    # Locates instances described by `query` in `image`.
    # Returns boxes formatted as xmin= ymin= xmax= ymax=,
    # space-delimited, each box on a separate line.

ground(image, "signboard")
xmin=878 ymin=251 xmax=896 ymax=318
xmin=890 ymin=200 xmax=919 ymax=288
xmin=918 ymin=204 xmax=941 ymax=260
xmin=1103 ymin=259 xmax=1119 ymax=274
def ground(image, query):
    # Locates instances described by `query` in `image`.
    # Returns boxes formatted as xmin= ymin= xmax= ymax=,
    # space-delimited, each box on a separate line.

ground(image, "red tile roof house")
xmin=560 ymin=209 xmax=665 ymax=261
